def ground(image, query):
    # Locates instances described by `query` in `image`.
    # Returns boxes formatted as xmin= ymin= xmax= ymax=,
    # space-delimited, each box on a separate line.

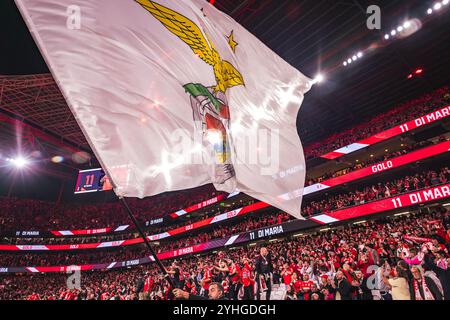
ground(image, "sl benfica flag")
xmin=15 ymin=0 xmax=311 ymax=218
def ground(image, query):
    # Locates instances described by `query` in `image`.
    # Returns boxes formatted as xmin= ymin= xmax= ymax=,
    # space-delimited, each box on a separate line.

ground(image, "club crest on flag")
xmin=136 ymin=0 xmax=245 ymax=185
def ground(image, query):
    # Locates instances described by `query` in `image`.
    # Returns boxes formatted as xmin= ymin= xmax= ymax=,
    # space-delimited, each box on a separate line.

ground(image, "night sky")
xmin=0 ymin=0 xmax=48 ymax=74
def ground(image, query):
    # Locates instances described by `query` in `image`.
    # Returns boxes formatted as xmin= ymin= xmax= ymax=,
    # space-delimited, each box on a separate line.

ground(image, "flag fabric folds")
xmin=15 ymin=0 xmax=311 ymax=218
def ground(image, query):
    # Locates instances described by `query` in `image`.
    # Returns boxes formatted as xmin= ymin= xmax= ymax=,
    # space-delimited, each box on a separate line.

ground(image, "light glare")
xmin=51 ymin=156 xmax=64 ymax=163
xmin=313 ymin=74 xmax=324 ymax=84
xmin=11 ymin=157 xmax=28 ymax=168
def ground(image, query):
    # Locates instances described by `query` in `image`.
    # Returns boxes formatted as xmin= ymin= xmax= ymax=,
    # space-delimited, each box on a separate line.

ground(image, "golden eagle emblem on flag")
xmin=136 ymin=0 xmax=245 ymax=184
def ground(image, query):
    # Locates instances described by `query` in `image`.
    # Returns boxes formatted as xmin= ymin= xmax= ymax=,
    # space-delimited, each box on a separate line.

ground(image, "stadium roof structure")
xmin=0 ymin=73 xmax=89 ymax=150
xmin=1 ymin=0 xmax=450 ymax=168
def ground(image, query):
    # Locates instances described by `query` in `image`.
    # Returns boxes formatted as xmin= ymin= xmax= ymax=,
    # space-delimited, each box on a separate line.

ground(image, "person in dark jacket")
xmin=255 ymin=247 xmax=273 ymax=300
xmin=333 ymin=270 xmax=353 ymax=300
xmin=173 ymin=282 xmax=227 ymax=300
xmin=423 ymin=252 xmax=450 ymax=300
xmin=135 ymin=273 xmax=145 ymax=300
xmin=352 ymin=270 xmax=373 ymax=300
xmin=409 ymin=267 xmax=443 ymax=300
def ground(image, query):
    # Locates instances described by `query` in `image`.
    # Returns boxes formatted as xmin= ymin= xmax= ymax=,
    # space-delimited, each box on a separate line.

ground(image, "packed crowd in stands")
xmin=303 ymin=86 xmax=450 ymax=159
xmin=305 ymin=134 xmax=448 ymax=186
xmin=1 ymin=144 xmax=448 ymax=245
xmin=0 ymin=166 xmax=447 ymax=268
xmin=1 ymin=198 xmax=257 ymax=245
xmin=0 ymin=185 xmax=221 ymax=232
xmin=303 ymin=167 xmax=449 ymax=217
xmin=1 ymin=87 xmax=448 ymax=234
xmin=0 ymin=211 xmax=290 ymax=266
xmin=0 ymin=208 xmax=448 ymax=300
xmin=0 ymin=87 xmax=449 ymax=301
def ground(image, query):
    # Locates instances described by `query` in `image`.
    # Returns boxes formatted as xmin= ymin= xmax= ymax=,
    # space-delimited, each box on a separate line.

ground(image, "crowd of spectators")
xmin=0 ymin=166 xmax=448 ymax=268
xmin=305 ymin=134 xmax=448 ymax=186
xmin=0 ymin=185 xmax=221 ymax=232
xmin=1 ymin=87 xmax=448 ymax=234
xmin=303 ymin=86 xmax=450 ymax=159
xmin=0 ymin=211 xmax=290 ymax=266
xmin=0 ymin=208 xmax=448 ymax=300
xmin=2 ymin=152 xmax=448 ymax=246
xmin=1 ymin=87 xmax=449 ymax=300
xmin=303 ymin=167 xmax=449 ymax=217
xmin=1 ymin=198 xmax=257 ymax=245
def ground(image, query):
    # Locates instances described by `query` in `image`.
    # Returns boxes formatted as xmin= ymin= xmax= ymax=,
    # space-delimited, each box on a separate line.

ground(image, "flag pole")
xmin=118 ymin=196 xmax=175 ymax=289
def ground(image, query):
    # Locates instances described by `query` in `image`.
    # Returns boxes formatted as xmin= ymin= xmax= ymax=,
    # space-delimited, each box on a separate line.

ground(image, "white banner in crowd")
xmin=15 ymin=0 xmax=312 ymax=218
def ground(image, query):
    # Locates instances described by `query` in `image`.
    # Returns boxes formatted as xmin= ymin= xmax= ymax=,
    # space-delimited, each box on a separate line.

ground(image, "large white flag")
xmin=15 ymin=0 xmax=312 ymax=218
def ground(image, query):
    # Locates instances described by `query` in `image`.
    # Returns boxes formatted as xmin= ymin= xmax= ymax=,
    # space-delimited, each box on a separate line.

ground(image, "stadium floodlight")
xmin=434 ymin=2 xmax=442 ymax=10
xmin=312 ymin=74 xmax=324 ymax=84
xmin=427 ymin=8 xmax=433 ymax=14
xmin=390 ymin=30 xmax=396 ymax=36
xmin=403 ymin=21 xmax=411 ymax=28
xmin=384 ymin=34 xmax=390 ymax=40
xmin=347 ymin=58 xmax=352 ymax=64
xmin=11 ymin=157 xmax=28 ymax=168
xmin=343 ymin=61 xmax=347 ymax=66
xmin=357 ymin=52 xmax=363 ymax=58
xmin=51 ymin=156 xmax=64 ymax=163
xmin=444 ymin=0 xmax=449 ymax=5
xmin=397 ymin=26 xmax=403 ymax=32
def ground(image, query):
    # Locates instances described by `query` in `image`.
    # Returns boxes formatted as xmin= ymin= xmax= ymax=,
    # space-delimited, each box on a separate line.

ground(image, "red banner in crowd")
xmin=321 ymin=106 xmax=450 ymax=159
xmin=311 ymin=184 xmax=450 ymax=224
xmin=403 ymin=235 xmax=434 ymax=243
xmin=169 ymin=194 xmax=227 ymax=218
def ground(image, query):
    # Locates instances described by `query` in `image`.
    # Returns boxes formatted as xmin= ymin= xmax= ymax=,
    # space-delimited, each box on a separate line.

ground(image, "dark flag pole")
xmin=118 ymin=196 xmax=175 ymax=288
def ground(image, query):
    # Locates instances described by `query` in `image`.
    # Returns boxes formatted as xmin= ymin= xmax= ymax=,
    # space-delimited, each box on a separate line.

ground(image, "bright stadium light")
xmin=444 ymin=0 xmax=449 ymax=5
xmin=384 ymin=34 xmax=390 ymax=40
xmin=51 ymin=156 xmax=64 ymax=163
xmin=427 ymin=8 xmax=433 ymax=14
xmin=397 ymin=26 xmax=403 ymax=32
xmin=391 ymin=30 xmax=396 ymax=36
xmin=403 ymin=21 xmax=411 ymax=28
xmin=343 ymin=61 xmax=347 ymax=66
xmin=434 ymin=2 xmax=442 ymax=10
xmin=313 ymin=74 xmax=324 ymax=84
xmin=347 ymin=58 xmax=352 ymax=64
xmin=11 ymin=157 xmax=28 ymax=168
xmin=357 ymin=52 xmax=363 ymax=58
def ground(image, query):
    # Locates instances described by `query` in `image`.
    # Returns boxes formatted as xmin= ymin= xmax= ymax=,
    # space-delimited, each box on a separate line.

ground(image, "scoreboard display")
xmin=74 ymin=168 xmax=113 ymax=194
